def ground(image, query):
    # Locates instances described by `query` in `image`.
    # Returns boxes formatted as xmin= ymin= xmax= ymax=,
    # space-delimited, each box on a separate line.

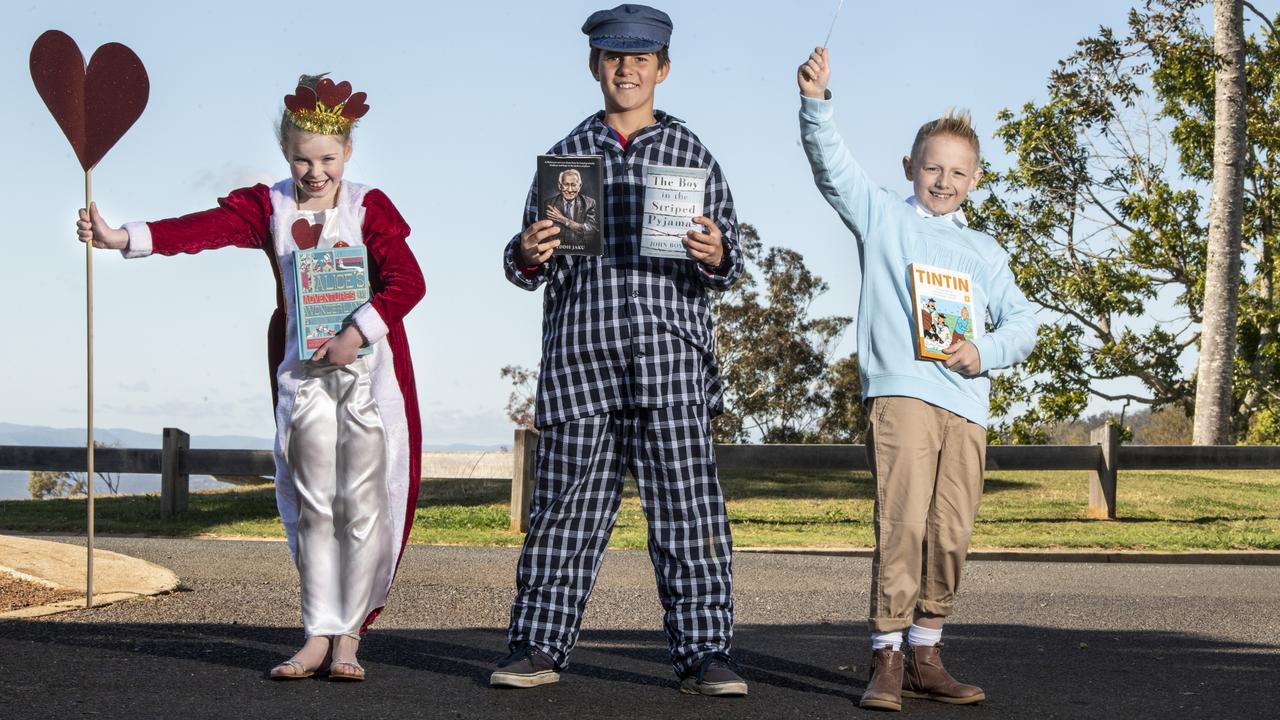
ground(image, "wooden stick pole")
xmin=85 ymin=168 xmax=95 ymax=608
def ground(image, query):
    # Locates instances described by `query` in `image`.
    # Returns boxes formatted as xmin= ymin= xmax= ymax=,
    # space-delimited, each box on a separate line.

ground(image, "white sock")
xmin=908 ymin=623 xmax=942 ymax=647
xmin=871 ymin=631 xmax=903 ymax=651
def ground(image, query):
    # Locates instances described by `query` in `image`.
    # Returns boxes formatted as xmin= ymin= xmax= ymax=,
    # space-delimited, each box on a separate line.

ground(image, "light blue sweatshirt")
xmin=799 ymin=96 xmax=1039 ymax=427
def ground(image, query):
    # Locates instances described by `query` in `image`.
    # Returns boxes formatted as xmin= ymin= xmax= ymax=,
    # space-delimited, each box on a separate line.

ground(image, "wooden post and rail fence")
xmin=2 ymin=426 xmax=1277 ymax=532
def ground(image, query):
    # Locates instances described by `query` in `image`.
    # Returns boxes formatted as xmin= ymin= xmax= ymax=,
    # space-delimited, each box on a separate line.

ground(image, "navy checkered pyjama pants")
xmin=506 ymin=404 xmax=734 ymax=676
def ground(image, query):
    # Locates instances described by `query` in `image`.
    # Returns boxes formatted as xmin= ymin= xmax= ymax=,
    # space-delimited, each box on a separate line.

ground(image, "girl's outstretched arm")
xmin=115 ymin=185 xmax=275 ymax=258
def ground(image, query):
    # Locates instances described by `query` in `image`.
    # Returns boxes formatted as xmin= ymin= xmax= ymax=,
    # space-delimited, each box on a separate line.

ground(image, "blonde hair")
xmin=277 ymin=73 xmax=353 ymax=149
xmin=911 ymin=107 xmax=979 ymax=162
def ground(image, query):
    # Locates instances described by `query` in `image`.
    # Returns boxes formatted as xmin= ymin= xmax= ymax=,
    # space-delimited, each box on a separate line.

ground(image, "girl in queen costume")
xmin=77 ymin=75 xmax=425 ymax=681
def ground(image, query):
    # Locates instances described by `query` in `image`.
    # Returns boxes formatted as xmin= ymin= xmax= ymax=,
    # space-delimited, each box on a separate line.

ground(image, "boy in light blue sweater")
xmin=798 ymin=48 xmax=1039 ymax=712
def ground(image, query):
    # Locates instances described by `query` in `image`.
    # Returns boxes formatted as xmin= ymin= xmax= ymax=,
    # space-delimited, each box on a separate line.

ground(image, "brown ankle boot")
xmin=859 ymin=647 xmax=904 ymax=712
xmin=902 ymin=643 xmax=985 ymax=704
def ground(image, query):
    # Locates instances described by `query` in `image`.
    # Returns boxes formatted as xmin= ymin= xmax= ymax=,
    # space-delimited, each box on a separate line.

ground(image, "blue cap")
xmin=581 ymin=4 xmax=672 ymax=53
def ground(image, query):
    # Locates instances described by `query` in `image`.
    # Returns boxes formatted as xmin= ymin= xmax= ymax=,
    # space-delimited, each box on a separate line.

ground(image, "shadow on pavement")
xmin=2 ymin=619 xmax=1276 ymax=719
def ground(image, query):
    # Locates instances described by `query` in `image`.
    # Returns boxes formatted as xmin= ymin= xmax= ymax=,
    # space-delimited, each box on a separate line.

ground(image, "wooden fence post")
xmin=161 ymin=427 xmax=189 ymax=519
xmin=1087 ymin=424 xmax=1119 ymax=519
xmin=510 ymin=428 xmax=538 ymax=533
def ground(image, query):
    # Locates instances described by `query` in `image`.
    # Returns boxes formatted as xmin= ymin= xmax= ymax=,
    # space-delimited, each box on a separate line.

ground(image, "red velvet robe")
xmin=127 ymin=180 xmax=423 ymax=633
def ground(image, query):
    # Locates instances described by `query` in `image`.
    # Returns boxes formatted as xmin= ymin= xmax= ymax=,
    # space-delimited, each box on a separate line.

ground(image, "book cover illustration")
xmin=909 ymin=262 xmax=982 ymax=362
xmin=294 ymin=245 xmax=372 ymax=361
xmin=537 ymin=154 xmax=603 ymax=256
xmin=640 ymin=164 xmax=707 ymax=260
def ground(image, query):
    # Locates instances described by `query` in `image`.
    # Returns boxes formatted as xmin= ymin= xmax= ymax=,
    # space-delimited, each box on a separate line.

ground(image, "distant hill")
xmin=0 ymin=422 xmax=505 ymax=452
xmin=0 ymin=422 xmax=273 ymax=450
xmin=1040 ymin=406 xmax=1194 ymax=445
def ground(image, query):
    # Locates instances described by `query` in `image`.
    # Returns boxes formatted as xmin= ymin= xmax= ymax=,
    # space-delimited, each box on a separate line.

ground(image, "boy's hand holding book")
xmin=519 ymin=218 xmax=562 ymax=267
xmin=76 ymin=203 xmax=128 ymax=250
xmin=684 ymin=216 xmax=724 ymax=268
xmin=797 ymin=47 xmax=831 ymax=100
xmin=943 ymin=338 xmax=981 ymax=376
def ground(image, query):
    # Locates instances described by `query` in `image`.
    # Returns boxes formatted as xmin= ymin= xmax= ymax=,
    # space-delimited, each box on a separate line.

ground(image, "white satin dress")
xmin=286 ymin=208 xmax=392 ymax=638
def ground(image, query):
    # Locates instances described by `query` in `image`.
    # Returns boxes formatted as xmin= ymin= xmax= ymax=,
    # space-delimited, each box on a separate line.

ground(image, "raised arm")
xmin=798 ymin=47 xmax=890 ymax=241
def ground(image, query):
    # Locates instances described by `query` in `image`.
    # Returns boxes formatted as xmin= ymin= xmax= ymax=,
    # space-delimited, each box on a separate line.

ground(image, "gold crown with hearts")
xmin=283 ymin=76 xmax=370 ymax=135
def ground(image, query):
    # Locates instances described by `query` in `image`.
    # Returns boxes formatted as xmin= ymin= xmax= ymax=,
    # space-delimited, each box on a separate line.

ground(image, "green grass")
xmin=2 ymin=470 xmax=1277 ymax=551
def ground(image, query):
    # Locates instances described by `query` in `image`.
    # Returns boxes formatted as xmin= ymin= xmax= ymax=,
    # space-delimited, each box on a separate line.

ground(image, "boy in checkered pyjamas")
xmin=489 ymin=4 xmax=748 ymax=698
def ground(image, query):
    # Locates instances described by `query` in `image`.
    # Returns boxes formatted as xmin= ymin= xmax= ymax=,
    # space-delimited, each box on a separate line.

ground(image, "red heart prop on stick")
xmin=30 ymin=30 xmax=150 ymax=171
xmin=292 ymin=219 xmax=323 ymax=250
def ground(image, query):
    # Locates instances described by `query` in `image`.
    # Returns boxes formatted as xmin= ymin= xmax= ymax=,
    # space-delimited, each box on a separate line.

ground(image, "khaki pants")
xmin=866 ymin=396 xmax=986 ymax=632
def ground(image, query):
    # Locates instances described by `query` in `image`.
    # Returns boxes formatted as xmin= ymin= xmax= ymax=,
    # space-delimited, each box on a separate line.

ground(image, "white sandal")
xmin=269 ymin=636 xmax=331 ymax=680
xmin=270 ymin=658 xmax=316 ymax=680
xmin=328 ymin=633 xmax=365 ymax=682
xmin=327 ymin=658 xmax=366 ymax=682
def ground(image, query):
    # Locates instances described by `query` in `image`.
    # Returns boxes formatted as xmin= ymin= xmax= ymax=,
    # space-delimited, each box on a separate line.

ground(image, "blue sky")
xmin=3 ymin=0 xmax=1226 ymax=446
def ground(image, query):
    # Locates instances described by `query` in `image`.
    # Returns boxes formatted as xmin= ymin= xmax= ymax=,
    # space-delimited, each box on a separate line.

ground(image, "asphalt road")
xmin=2 ymin=537 xmax=1278 ymax=719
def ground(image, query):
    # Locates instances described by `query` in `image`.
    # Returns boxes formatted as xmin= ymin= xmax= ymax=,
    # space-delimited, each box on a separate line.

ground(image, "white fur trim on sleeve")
xmin=121 ymin=222 xmax=153 ymax=259
xmin=351 ymin=303 xmax=389 ymax=346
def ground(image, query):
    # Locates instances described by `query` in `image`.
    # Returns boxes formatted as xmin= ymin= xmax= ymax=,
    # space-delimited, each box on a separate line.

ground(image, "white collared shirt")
xmin=906 ymin=195 xmax=968 ymax=229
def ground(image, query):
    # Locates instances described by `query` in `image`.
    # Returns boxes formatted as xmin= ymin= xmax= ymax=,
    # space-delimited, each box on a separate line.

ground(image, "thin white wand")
xmin=823 ymin=0 xmax=846 ymax=48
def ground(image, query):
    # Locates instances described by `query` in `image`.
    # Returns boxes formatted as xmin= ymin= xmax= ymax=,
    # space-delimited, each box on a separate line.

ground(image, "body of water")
xmin=0 ymin=471 xmax=238 ymax=500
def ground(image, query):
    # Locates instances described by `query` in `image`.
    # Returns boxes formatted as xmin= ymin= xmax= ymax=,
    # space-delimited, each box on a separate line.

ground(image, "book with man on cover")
xmin=294 ymin=245 xmax=372 ymax=361
xmin=909 ymin=262 xmax=981 ymax=362
xmin=537 ymin=154 xmax=603 ymax=256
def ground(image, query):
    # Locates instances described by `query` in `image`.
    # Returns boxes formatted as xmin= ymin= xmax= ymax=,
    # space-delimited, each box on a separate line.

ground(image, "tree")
xmin=972 ymin=0 xmax=1280 ymax=443
xmin=28 ymin=441 xmax=122 ymax=499
xmin=500 ymin=363 xmax=539 ymax=430
xmin=28 ymin=470 xmax=85 ymax=500
xmin=1134 ymin=403 xmax=1196 ymax=443
xmin=1042 ymin=405 xmax=1192 ymax=444
xmin=710 ymin=224 xmax=853 ymax=442
xmin=1193 ymin=0 xmax=1248 ymax=444
xmin=812 ymin=353 xmax=868 ymax=444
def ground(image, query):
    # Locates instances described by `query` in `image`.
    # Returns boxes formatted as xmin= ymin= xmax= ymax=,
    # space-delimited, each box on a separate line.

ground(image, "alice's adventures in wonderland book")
xmin=641 ymin=164 xmax=707 ymax=259
xmin=537 ymin=154 xmax=604 ymax=256
xmin=908 ymin=262 xmax=981 ymax=362
xmin=294 ymin=245 xmax=372 ymax=361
